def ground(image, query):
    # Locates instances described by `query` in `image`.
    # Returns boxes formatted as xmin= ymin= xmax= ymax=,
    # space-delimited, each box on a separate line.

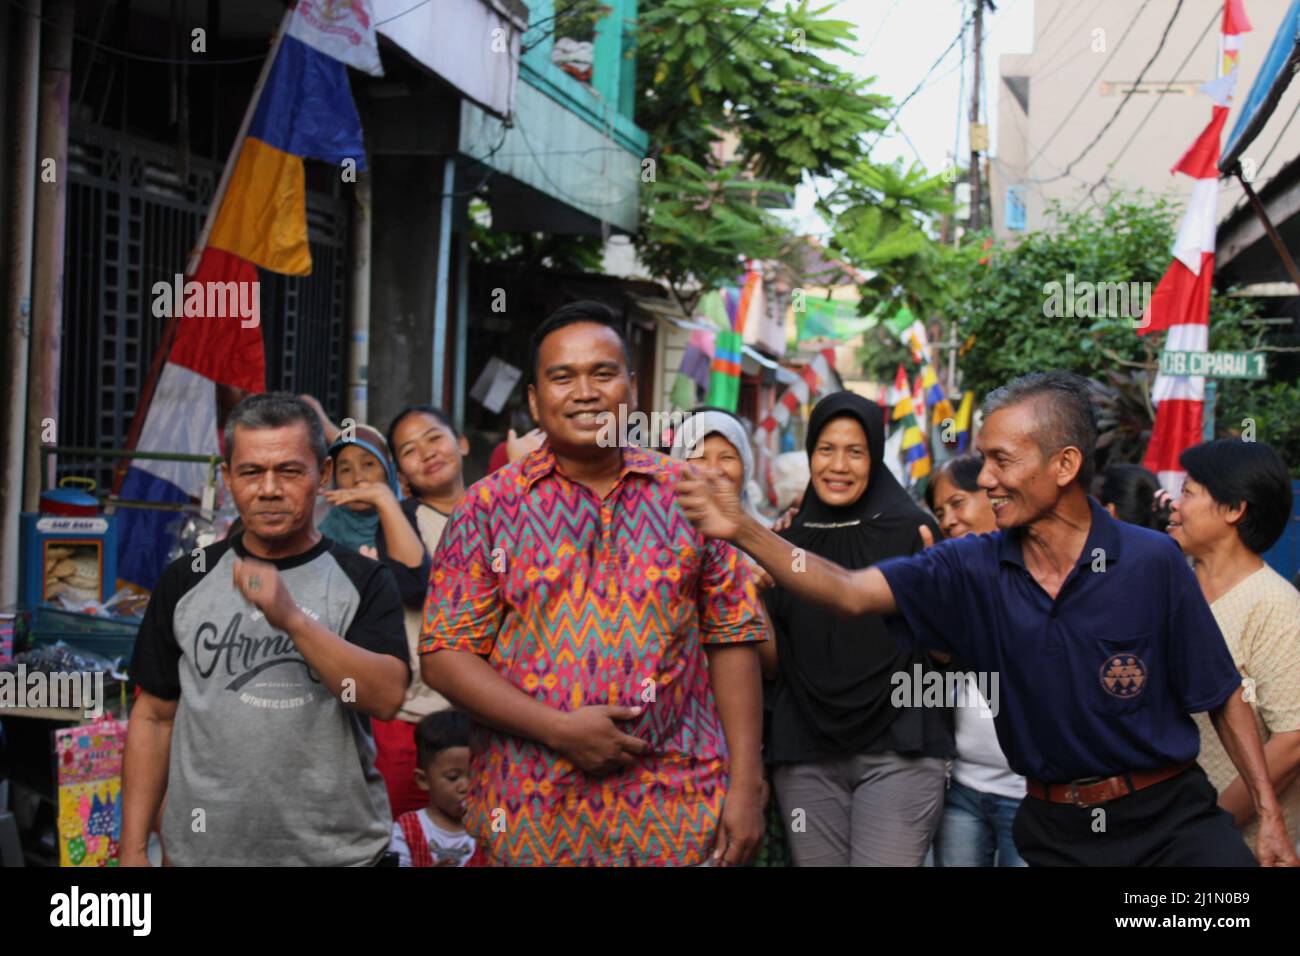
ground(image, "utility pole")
xmin=968 ymin=0 xmax=985 ymax=231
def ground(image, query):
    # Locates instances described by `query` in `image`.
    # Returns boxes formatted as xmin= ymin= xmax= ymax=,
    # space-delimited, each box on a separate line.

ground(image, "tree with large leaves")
xmin=950 ymin=195 xmax=1299 ymax=474
xmin=822 ymin=159 xmax=965 ymax=320
xmin=633 ymin=0 xmax=893 ymax=309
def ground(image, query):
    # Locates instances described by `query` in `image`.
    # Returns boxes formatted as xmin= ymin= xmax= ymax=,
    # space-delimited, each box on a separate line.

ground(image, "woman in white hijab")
xmin=670 ymin=408 xmax=766 ymax=521
xmin=671 ymin=406 xmax=786 ymax=866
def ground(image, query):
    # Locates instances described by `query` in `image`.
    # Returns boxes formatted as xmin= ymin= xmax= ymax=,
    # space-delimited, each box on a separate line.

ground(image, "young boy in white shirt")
xmin=390 ymin=710 xmax=475 ymax=867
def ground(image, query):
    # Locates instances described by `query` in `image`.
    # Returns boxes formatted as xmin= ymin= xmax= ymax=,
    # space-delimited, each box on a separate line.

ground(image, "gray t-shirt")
xmin=130 ymin=535 xmax=410 ymax=866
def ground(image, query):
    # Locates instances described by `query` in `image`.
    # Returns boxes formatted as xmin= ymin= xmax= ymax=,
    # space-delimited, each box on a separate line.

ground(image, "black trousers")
xmin=1013 ymin=764 xmax=1258 ymax=867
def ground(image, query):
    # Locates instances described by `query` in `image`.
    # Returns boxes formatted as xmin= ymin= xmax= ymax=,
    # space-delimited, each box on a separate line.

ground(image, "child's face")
xmin=334 ymin=445 xmax=386 ymax=510
xmin=391 ymin=413 xmax=467 ymax=499
xmin=416 ymin=746 xmax=471 ymax=821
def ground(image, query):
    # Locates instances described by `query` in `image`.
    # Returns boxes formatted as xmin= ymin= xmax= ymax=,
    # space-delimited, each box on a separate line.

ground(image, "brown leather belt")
xmin=1025 ymin=761 xmax=1193 ymax=807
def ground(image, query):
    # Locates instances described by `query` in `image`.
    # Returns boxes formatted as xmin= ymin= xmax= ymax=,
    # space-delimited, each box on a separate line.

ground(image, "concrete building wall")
xmin=367 ymin=152 xmax=445 ymax=432
xmin=992 ymin=0 xmax=1300 ymax=237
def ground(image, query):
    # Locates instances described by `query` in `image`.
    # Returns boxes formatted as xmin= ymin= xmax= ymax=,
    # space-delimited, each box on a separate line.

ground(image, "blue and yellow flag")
xmin=922 ymin=363 xmax=953 ymax=426
xmin=953 ymin=391 xmax=974 ymax=451
xmin=209 ymin=34 xmax=367 ymax=275
xmin=892 ymin=395 xmax=931 ymax=483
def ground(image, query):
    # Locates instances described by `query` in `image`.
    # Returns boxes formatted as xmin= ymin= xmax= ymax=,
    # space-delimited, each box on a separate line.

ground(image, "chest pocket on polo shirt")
xmin=1091 ymin=632 xmax=1155 ymax=716
xmin=501 ymin=540 xmax=585 ymax=610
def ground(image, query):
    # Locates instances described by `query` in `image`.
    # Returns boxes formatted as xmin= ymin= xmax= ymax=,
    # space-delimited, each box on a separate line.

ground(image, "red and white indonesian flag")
xmin=1139 ymin=5 xmax=1250 ymax=495
xmin=758 ymin=349 xmax=836 ymax=439
xmin=116 ymin=249 xmax=266 ymax=588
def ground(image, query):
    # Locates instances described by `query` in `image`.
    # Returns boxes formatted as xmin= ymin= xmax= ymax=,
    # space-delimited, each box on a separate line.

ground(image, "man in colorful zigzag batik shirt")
xmin=421 ymin=301 xmax=766 ymax=866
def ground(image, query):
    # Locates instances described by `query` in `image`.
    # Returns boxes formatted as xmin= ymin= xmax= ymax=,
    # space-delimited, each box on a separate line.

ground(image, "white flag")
xmin=288 ymin=0 xmax=384 ymax=76
xmin=1199 ymin=66 xmax=1238 ymax=108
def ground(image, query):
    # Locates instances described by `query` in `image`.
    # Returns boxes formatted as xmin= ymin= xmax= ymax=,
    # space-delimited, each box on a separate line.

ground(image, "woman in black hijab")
xmin=766 ymin=391 xmax=952 ymax=866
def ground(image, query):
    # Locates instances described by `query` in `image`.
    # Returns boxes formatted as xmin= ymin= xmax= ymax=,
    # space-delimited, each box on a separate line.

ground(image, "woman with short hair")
xmin=1169 ymin=439 xmax=1300 ymax=857
xmin=925 ymin=454 xmax=1025 ymax=867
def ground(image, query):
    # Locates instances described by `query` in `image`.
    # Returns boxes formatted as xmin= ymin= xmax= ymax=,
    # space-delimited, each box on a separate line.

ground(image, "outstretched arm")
xmin=676 ymin=467 xmax=896 ymax=618
xmin=732 ymin=515 xmax=895 ymax=617
xmin=1210 ymin=688 xmax=1299 ymax=866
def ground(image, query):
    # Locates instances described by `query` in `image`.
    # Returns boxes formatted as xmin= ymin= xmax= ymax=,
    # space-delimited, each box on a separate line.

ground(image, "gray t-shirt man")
xmin=130 ymin=534 xmax=409 ymax=865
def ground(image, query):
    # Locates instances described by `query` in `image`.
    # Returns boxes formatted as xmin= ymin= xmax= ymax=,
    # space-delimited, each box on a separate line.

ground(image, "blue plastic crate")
xmin=24 ymin=606 xmax=140 ymax=667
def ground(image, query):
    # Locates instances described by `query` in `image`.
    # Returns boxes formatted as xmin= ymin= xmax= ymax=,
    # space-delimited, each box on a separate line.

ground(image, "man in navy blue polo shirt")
xmin=677 ymin=371 xmax=1298 ymax=867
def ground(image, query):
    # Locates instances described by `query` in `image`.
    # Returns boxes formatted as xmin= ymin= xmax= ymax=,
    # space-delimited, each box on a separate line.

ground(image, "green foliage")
xmin=636 ymin=0 xmax=889 ymax=185
xmin=828 ymin=160 xmax=971 ymax=315
xmin=633 ymin=0 xmax=894 ymax=302
xmin=949 ymin=193 xmax=1298 ymax=473
xmin=468 ymin=199 xmax=606 ymax=273
xmin=1218 ymin=378 xmax=1300 ymax=478
xmin=637 ymin=155 xmax=791 ymax=311
xmin=550 ymin=0 xmax=607 ymax=43
xmin=822 ymin=160 xmax=973 ymax=380
xmin=854 ymin=323 xmax=911 ymax=382
xmin=956 ymin=196 xmax=1179 ymax=399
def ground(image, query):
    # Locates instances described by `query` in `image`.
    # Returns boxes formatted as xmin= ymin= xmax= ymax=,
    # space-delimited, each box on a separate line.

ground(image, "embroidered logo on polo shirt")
xmin=1100 ymin=654 xmax=1147 ymax=698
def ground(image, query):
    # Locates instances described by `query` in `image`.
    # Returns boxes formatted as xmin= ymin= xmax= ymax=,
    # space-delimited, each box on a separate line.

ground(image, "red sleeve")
xmin=487 ymin=441 xmax=508 ymax=475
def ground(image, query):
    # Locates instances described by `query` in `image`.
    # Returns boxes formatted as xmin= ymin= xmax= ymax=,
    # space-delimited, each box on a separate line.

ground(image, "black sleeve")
xmin=128 ymin=555 xmax=193 ymax=700
xmin=343 ymin=561 xmax=412 ymax=677
xmin=375 ymin=511 xmax=433 ymax=610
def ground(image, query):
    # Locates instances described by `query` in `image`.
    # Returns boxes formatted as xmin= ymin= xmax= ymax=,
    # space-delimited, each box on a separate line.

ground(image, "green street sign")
xmin=1159 ymin=350 xmax=1267 ymax=380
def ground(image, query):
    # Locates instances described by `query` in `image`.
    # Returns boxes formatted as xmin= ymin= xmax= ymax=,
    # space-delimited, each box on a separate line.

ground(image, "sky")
xmin=781 ymin=0 xmax=1036 ymax=235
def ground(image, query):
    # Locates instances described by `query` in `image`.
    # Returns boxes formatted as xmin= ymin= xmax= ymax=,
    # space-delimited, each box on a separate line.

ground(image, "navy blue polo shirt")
xmin=876 ymin=496 xmax=1240 ymax=783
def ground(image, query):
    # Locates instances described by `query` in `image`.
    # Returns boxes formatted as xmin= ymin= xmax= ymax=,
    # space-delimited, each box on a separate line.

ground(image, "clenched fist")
xmin=675 ymin=464 xmax=747 ymax=542
xmin=232 ymin=557 xmax=301 ymax=632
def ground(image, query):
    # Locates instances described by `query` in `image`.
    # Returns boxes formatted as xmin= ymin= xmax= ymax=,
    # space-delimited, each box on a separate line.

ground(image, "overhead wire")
xmin=866 ymin=5 xmax=979 ymax=156
xmin=1070 ymin=4 xmax=1220 ymax=213
xmin=1021 ymin=0 xmax=1158 ymax=180
xmin=1035 ymin=0 xmax=1187 ymax=188
xmin=1031 ymin=0 xmax=1112 ymax=85
xmin=5 ymin=0 xmax=267 ymax=64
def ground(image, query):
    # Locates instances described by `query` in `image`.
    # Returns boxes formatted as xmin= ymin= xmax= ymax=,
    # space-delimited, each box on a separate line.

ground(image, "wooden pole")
xmin=186 ymin=8 xmax=291 ymax=276
xmin=115 ymin=10 xmax=291 ymax=494
xmin=1234 ymin=166 xmax=1300 ymax=290
xmin=968 ymin=0 xmax=984 ymax=231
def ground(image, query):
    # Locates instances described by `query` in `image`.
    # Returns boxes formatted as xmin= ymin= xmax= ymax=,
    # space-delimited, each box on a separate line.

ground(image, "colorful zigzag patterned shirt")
xmin=420 ymin=442 xmax=764 ymax=865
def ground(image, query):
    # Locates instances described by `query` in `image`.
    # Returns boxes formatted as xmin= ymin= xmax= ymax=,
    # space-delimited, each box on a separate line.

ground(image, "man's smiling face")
xmin=527 ymin=321 xmax=635 ymax=458
xmin=975 ymin=400 xmax=1063 ymax=530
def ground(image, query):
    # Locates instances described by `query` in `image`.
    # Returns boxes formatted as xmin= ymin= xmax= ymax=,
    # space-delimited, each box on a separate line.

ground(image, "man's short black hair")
xmin=223 ymin=392 xmax=328 ymax=466
xmin=386 ymin=404 xmax=459 ymax=463
xmin=415 ymin=709 xmax=471 ymax=769
xmin=1180 ymin=439 xmax=1293 ymax=555
xmin=980 ymin=370 xmax=1099 ymax=489
xmin=527 ymin=300 xmax=631 ymax=384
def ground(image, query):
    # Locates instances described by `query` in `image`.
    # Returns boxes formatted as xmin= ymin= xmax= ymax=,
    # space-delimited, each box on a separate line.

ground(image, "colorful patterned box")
xmin=0 ymin=613 xmax=13 ymax=665
xmin=55 ymin=718 xmax=125 ymax=866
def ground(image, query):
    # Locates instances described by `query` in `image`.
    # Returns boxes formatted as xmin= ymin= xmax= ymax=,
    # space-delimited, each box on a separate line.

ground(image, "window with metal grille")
xmin=58 ymin=125 xmax=350 ymax=494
